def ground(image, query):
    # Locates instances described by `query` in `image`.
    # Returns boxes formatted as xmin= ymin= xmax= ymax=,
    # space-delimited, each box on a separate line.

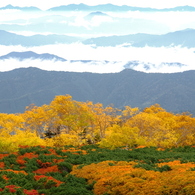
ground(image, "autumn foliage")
xmin=0 ymin=145 xmax=195 ymax=194
xmin=72 ymin=159 xmax=195 ymax=195
xmin=0 ymin=94 xmax=195 ymax=152
xmin=1 ymin=95 xmax=195 ymax=194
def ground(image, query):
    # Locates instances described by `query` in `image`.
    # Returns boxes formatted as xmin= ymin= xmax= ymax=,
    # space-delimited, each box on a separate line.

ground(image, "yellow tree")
xmin=87 ymin=103 xmax=120 ymax=140
xmin=75 ymin=101 xmax=96 ymax=144
xmin=49 ymin=95 xmax=76 ymax=133
xmin=119 ymin=105 xmax=140 ymax=125
xmin=143 ymin=104 xmax=166 ymax=114
xmin=99 ymin=124 xmax=146 ymax=149
xmin=125 ymin=104 xmax=179 ymax=147
xmin=22 ymin=104 xmax=54 ymax=137
xmin=173 ymin=113 xmax=195 ymax=146
xmin=0 ymin=113 xmax=45 ymax=152
xmin=0 ymin=113 xmax=24 ymax=137
xmin=49 ymin=95 xmax=96 ymax=144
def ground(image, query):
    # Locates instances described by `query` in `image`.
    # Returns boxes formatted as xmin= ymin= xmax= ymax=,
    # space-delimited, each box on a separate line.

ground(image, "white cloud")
xmin=69 ymin=16 xmax=90 ymax=29
xmin=90 ymin=16 xmax=113 ymax=27
xmin=0 ymin=59 xmax=124 ymax=73
xmin=69 ymin=14 xmax=113 ymax=29
xmin=0 ymin=43 xmax=194 ymax=63
xmin=0 ymin=9 xmax=50 ymax=23
xmin=0 ymin=45 xmax=25 ymax=56
xmin=0 ymin=44 xmax=195 ymax=73
xmin=2 ymin=9 xmax=195 ymax=36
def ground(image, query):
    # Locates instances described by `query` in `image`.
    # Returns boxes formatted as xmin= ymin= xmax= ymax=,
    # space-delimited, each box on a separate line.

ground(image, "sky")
xmin=0 ymin=0 xmax=195 ymax=10
xmin=0 ymin=0 xmax=195 ymax=74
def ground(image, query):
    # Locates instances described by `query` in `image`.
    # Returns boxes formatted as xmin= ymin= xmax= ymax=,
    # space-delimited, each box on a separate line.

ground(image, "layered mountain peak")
xmin=0 ymin=51 xmax=66 ymax=61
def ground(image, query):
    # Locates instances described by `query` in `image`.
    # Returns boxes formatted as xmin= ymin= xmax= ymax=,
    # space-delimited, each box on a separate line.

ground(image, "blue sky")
xmin=0 ymin=0 xmax=195 ymax=10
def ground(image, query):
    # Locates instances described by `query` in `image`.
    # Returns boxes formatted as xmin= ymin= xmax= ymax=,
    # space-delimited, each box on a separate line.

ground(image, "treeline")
xmin=0 ymin=94 xmax=195 ymax=152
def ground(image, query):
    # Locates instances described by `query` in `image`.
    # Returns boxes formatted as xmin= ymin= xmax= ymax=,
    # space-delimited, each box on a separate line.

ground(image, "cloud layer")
xmin=0 ymin=43 xmax=195 ymax=73
xmin=1 ymin=9 xmax=195 ymax=36
xmin=0 ymin=3 xmax=195 ymax=74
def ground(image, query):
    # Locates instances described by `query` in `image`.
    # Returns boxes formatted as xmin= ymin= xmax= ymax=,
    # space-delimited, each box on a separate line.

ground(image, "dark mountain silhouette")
xmin=0 ymin=30 xmax=81 ymax=46
xmin=0 ymin=51 xmax=66 ymax=61
xmin=0 ymin=67 xmax=195 ymax=114
xmin=0 ymin=4 xmax=41 ymax=11
xmin=48 ymin=4 xmax=195 ymax=12
xmin=83 ymin=28 xmax=195 ymax=48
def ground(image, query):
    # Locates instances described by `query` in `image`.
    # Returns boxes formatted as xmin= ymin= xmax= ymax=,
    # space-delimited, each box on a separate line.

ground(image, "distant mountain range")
xmin=83 ymin=28 xmax=195 ymax=47
xmin=0 ymin=51 xmax=109 ymax=64
xmin=0 ymin=4 xmax=195 ymax=12
xmin=47 ymin=4 xmax=195 ymax=12
xmin=0 ymin=4 xmax=41 ymax=11
xmin=0 ymin=67 xmax=195 ymax=114
xmin=1 ymin=29 xmax=195 ymax=48
xmin=0 ymin=30 xmax=81 ymax=46
xmin=0 ymin=51 xmax=187 ymax=72
xmin=0 ymin=51 xmax=66 ymax=61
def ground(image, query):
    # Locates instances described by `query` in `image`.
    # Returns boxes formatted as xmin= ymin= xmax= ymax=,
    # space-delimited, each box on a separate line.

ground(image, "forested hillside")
xmin=1 ymin=67 xmax=195 ymax=114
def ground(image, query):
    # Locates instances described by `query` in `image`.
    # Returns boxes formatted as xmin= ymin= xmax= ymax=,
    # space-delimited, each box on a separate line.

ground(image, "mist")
xmin=0 ymin=43 xmax=195 ymax=73
xmin=1 ymin=9 xmax=195 ymax=36
xmin=1 ymin=5 xmax=195 ymax=74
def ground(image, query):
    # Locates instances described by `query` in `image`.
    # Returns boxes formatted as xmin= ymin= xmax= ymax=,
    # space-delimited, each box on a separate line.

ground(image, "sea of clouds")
xmin=0 ymin=43 xmax=195 ymax=73
xmin=0 ymin=7 xmax=195 ymax=74
xmin=1 ymin=9 xmax=195 ymax=35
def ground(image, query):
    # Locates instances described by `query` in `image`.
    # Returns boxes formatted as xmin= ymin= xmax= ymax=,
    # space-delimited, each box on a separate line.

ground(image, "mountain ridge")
xmin=0 ymin=4 xmax=41 ymax=11
xmin=0 ymin=67 xmax=195 ymax=114
xmin=1 ymin=4 xmax=195 ymax=12
xmin=0 ymin=51 xmax=66 ymax=61
xmin=47 ymin=4 xmax=195 ymax=12
xmin=1 ymin=28 xmax=194 ymax=48
xmin=83 ymin=28 xmax=195 ymax=47
xmin=0 ymin=30 xmax=81 ymax=46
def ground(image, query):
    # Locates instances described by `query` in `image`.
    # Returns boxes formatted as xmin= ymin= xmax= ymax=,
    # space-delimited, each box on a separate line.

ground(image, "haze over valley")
xmin=0 ymin=2 xmax=195 ymax=113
